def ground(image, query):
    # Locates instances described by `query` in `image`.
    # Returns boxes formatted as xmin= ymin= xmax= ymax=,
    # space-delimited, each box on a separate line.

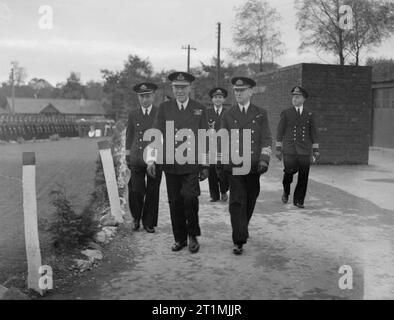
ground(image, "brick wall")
xmin=253 ymin=63 xmax=372 ymax=164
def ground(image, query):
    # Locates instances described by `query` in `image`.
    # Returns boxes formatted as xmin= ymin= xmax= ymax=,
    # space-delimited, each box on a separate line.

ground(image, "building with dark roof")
xmin=0 ymin=97 xmax=107 ymax=122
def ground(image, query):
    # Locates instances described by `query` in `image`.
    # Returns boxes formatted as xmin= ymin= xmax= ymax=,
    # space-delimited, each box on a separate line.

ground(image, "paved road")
xmin=49 ymin=151 xmax=394 ymax=300
xmin=0 ymin=138 xmax=103 ymax=283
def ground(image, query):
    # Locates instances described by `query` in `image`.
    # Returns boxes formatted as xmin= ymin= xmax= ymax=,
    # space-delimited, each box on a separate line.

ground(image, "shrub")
xmin=49 ymin=186 xmax=99 ymax=252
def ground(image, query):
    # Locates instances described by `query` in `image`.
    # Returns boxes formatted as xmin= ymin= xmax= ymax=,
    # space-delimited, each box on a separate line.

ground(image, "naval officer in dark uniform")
xmin=147 ymin=72 xmax=209 ymax=253
xmin=126 ymin=82 xmax=162 ymax=233
xmin=207 ymin=87 xmax=229 ymax=202
xmin=275 ymin=86 xmax=320 ymax=209
xmin=220 ymin=77 xmax=272 ymax=255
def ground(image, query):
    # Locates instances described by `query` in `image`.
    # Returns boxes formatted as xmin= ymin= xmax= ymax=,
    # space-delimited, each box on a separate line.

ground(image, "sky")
xmin=0 ymin=0 xmax=393 ymax=85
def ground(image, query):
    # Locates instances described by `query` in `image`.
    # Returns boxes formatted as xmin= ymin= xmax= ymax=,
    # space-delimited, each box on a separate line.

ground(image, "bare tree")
xmin=296 ymin=0 xmax=394 ymax=66
xmin=9 ymin=61 xmax=27 ymax=86
xmin=347 ymin=0 xmax=394 ymax=66
xmin=230 ymin=0 xmax=285 ymax=72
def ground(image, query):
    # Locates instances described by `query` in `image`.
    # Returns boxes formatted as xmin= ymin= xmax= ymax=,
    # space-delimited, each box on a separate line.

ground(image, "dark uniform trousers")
xmin=126 ymin=106 xmax=162 ymax=228
xmin=154 ymin=98 xmax=209 ymax=243
xmin=276 ymin=107 xmax=318 ymax=205
xmin=128 ymin=166 xmax=162 ymax=228
xmin=221 ymin=104 xmax=272 ymax=245
xmin=207 ymin=107 xmax=229 ymax=200
xmin=208 ymin=165 xmax=229 ymax=200
xmin=228 ymin=173 xmax=260 ymax=245
xmin=165 ymin=173 xmax=201 ymax=242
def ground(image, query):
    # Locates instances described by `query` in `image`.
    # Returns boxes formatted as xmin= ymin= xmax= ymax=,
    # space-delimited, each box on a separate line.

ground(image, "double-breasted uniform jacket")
xmin=153 ymin=98 xmax=208 ymax=175
xmin=207 ymin=107 xmax=226 ymax=131
xmin=126 ymin=106 xmax=158 ymax=170
xmin=220 ymin=104 xmax=272 ymax=173
xmin=276 ymin=107 xmax=318 ymax=155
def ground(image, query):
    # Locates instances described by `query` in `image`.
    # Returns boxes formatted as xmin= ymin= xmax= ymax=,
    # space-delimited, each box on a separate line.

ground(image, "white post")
xmin=98 ymin=141 xmax=124 ymax=223
xmin=22 ymin=152 xmax=43 ymax=295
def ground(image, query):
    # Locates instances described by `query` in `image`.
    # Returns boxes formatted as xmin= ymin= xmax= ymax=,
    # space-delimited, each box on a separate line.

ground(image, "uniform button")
xmin=139 ymin=147 xmax=142 ymax=150
xmin=137 ymin=123 xmax=140 ymax=126
xmin=139 ymin=139 xmax=142 ymax=141
xmin=252 ymin=120 xmax=255 ymax=123
xmin=252 ymin=140 xmax=254 ymax=143
xmin=252 ymin=130 xmax=255 ymax=133
xmin=251 ymin=151 xmax=254 ymax=154
xmin=236 ymin=140 xmax=239 ymax=143
xmin=140 ymin=131 xmax=143 ymax=134
xmin=188 ymin=135 xmax=191 ymax=138
xmin=236 ymin=150 xmax=239 ymax=153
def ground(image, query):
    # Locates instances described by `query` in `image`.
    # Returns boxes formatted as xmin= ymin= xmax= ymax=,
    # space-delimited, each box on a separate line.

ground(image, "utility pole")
xmin=216 ymin=22 xmax=221 ymax=87
xmin=182 ymin=45 xmax=197 ymax=73
xmin=10 ymin=62 xmax=15 ymax=114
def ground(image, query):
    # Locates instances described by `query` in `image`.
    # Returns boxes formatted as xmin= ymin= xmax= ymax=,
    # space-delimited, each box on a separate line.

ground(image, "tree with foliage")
xmin=296 ymin=0 xmax=394 ymax=66
xmin=230 ymin=0 xmax=285 ymax=72
xmin=101 ymin=55 xmax=156 ymax=119
xmin=28 ymin=78 xmax=53 ymax=98
xmin=62 ymin=71 xmax=85 ymax=99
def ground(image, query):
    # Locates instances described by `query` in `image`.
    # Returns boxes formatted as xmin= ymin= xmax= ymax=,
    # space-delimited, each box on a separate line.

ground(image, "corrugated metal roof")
xmin=3 ymin=97 xmax=106 ymax=115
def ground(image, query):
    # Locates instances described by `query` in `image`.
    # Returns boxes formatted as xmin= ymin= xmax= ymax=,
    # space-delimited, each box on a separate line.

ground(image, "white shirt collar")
xmin=238 ymin=101 xmax=251 ymax=113
xmin=295 ymin=105 xmax=304 ymax=114
xmin=176 ymin=98 xmax=189 ymax=110
xmin=141 ymin=105 xmax=152 ymax=115
xmin=214 ymin=105 xmax=223 ymax=114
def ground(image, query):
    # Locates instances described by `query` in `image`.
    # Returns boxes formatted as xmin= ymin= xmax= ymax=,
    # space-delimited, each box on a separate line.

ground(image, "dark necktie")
xmin=242 ymin=107 xmax=246 ymax=115
xmin=297 ymin=108 xmax=301 ymax=116
xmin=180 ymin=104 xmax=184 ymax=112
xmin=216 ymin=109 xmax=220 ymax=116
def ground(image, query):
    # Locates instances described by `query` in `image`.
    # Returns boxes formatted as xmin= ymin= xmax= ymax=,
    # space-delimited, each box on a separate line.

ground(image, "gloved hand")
xmin=147 ymin=162 xmax=156 ymax=178
xmin=199 ymin=168 xmax=209 ymax=181
xmin=257 ymin=160 xmax=269 ymax=174
xmin=312 ymin=149 xmax=320 ymax=162
xmin=275 ymin=149 xmax=283 ymax=161
xmin=126 ymin=155 xmax=131 ymax=169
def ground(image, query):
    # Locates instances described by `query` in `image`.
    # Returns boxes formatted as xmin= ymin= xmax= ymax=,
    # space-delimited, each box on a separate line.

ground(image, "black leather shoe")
xmin=233 ymin=244 xmax=243 ymax=255
xmin=294 ymin=203 xmax=305 ymax=209
xmin=188 ymin=236 xmax=200 ymax=253
xmin=133 ymin=221 xmax=140 ymax=231
xmin=282 ymin=193 xmax=289 ymax=204
xmin=221 ymin=193 xmax=228 ymax=202
xmin=172 ymin=240 xmax=187 ymax=252
xmin=210 ymin=198 xmax=220 ymax=202
xmin=144 ymin=226 xmax=155 ymax=233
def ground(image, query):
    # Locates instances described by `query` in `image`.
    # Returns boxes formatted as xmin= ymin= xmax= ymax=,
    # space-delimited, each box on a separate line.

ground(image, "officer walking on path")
xmin=126 ymin=82 xmax=163 ymax=233
xmin=207 ymin=87 xmax=229 ymax=202
xmin=147 ymin=72 xmax=209 ymax=253
xmin=220 ymin=77 xmax=272 ymax=255
xmin=275 ymin=86 xmax=320 ymax=209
